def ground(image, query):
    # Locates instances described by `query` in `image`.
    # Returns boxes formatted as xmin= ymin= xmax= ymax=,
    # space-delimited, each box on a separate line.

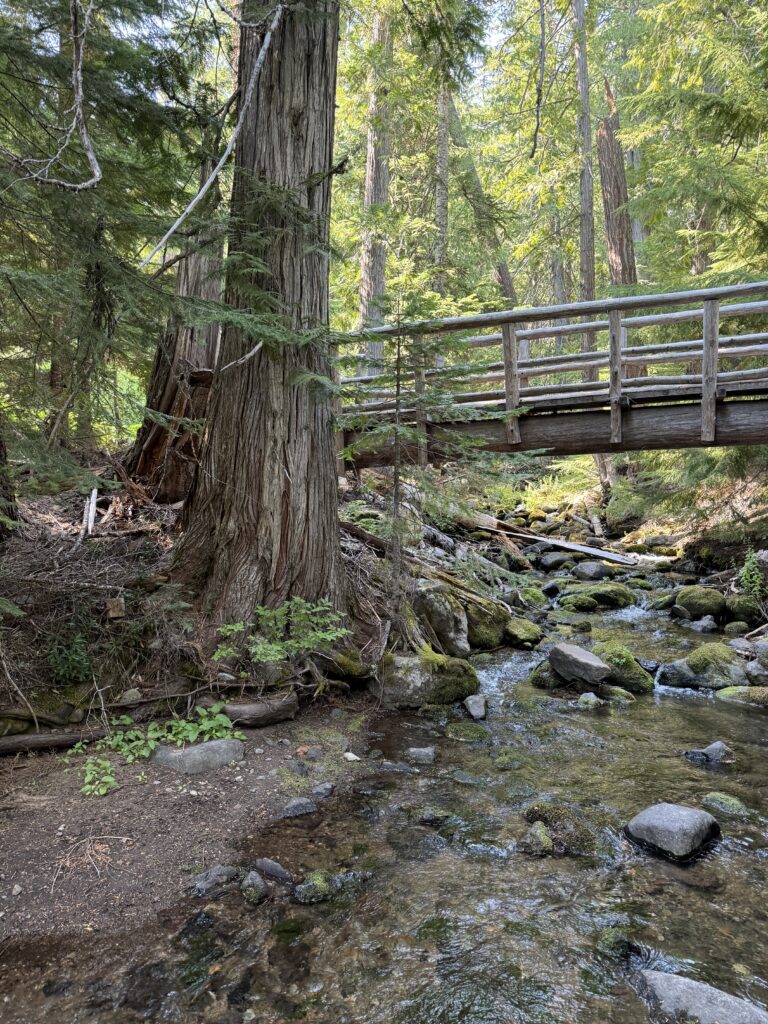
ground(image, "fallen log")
xmin=200 ymin=691 xmax=299 ymax=727
xmin=0 ymin=728 xmax=108 ymax=756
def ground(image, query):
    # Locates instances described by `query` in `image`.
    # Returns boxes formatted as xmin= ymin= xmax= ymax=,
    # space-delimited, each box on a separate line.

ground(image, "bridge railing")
xmin=341 ymin=281 xmax=768 ymax=453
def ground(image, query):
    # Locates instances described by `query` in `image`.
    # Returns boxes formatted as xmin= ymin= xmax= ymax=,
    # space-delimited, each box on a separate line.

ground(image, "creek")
xmin=2 ymin=601 xmax=768 ymax=1023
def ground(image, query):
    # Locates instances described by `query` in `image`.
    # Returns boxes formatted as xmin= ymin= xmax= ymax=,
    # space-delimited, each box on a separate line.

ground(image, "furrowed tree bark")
xmin=125 ymin=226 xmax=222 ymax=503
xmin=175 ymin=0 xmax=344 ymax=620
xmin=596 ymin=81 xmax=637 ymax=286
xmin=359 ymin=9 xmax=391 ymax=376
xmin=0 ymin=422 xmax=17 ymax=540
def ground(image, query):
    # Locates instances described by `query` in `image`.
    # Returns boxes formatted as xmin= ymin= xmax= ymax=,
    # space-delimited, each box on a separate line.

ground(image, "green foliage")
xmin=47 ymin=633 xmax=93 ymax=687
xmin=214 ymin=598 xmax=350 ymax=668
xmin=739 ymin=549 xmax=766 ymax=602
xmin=80 ymin=757 xmax=118 ymax=798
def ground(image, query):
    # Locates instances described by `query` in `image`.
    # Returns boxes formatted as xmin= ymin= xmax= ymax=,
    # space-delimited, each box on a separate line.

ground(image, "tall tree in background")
xmin=177 ymin=1 xmax=344 ymax=619
xmin=434 ymin=81 xmax=450 ymax=299
xmin=596 ymin=80 xmax=637 ymax=286
xmin=360 ymin=8 xmax=392 ymax=374
xmin=573 ymin=0 xmax=595 ymax=317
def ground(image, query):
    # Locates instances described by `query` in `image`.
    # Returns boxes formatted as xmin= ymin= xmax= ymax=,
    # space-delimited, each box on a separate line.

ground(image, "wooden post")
xmin=701 ymin=298 xmax=720 ymax=442
xmin=608 ymin=309 xmax=623 ymax=443
xmin=502 ymin=322 xmax=521 ymax=445
xmin=413 ymin=335 xmax=428 ymax=467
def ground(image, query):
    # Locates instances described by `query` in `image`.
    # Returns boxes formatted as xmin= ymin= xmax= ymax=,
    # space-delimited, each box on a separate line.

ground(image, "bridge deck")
xmin=340 ymin=281 xmax=768 ymax=463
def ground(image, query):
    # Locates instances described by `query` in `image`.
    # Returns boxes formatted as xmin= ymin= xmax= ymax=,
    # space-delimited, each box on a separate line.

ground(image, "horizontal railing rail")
xmin=340 ymin=280 xmax=768 ymax=458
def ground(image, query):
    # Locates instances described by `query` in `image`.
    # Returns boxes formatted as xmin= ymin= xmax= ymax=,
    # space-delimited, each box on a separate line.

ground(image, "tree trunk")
xmin=550 ymin=211 xmax=569 ymax=352
xmin=175 ymin=0 xmax=344 ymax=621
xmin=448 ymin=95 xmax=518 ymax=305
xmin=573 ymin=0 xmax=598 ymax=391
xmin=359 ymin=9 xmax=391 ymax=376
xmin=626 ymin=147 xmax=648 ymax=248
xmin=596 ymin=82 xmax=637 ymax=286
xmin=434 ymin=80 xmax=450 ymax=299
xmin=125 ymin=238 xmax=222 ymax=503
xmin=0 ymin=422 xmax=17 ymax=540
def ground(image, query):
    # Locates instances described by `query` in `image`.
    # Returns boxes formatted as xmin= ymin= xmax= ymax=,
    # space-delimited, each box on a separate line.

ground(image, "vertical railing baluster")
xmin=608 ymin=309 xmax=623 ymax=444
xmin=502 ymin=322 xmax=521 ymax=445
xmin=701 ymin=299 xmax=720 ymax=442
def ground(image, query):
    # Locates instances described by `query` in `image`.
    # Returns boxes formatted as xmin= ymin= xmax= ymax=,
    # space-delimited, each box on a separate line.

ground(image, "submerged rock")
xmin=702 ymin=791 xmax=749 ymax=818
xmin=283 ymin=797 xmax=318 ymax=818
xmin=406 ymin=746 xmax=436 ymax=765
xmin=549 ymin=643 xmax=611 ymax=687
xmin=523 ymin=802 xmax=602 ymax=856
xmin=518 ymin=820 xmax=554 ymax=856
xmin=292 ymin=869 xmax=370 ymax=905
xmin=639 ymin=969 xmax=768 ymax=1024
xmin=151 ymin=738 xmax=244 ymax=775
xmin=252 ymin=857 xmax=293 ymax=883
xmin=688 ymin=614 xmax=718 ymax=633
xmin=445 ymin=721 xmax=489 ymax=743
xmin=626 ymin=802 xmax=720 ymax=861
xmin=572 ymin=561 xmax=613 ymax=581
xmin=683 ymin=740 xmax=735 ymax=765
xmin=240 ymin=870 xmax=268 ymax=904
xmin=577 ymin=692 xmax=603 ymax=709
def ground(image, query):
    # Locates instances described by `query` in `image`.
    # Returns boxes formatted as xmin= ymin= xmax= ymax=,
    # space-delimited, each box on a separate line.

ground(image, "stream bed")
xmin=2 ymin=605 xmax=768 ymax=1023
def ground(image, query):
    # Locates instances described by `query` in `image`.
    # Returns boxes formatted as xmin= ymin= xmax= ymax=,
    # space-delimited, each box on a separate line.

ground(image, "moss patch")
xmin=686 ymin=643 xmax=736 ymax=675
xmin=418 ymin=645 xmax=480 ymax=704
xmin=701 ymin=791 xmax=749 ymax=818
xmin=520 ymin=587 xmax=548 ymax=609
xmin=725 ymin=595 xmax=762 ymax=626
xmin=523 ymin=802 xmax=600 ymax=856
xmin=677 ymin=585 xmax=726 ymax=620
xmin=560 ymin=593 xmax=599 ymax=613
xmin=565 ymin=582 xmax=635 ymax=609
xmin=445 ymin=721 xmax=490 ymax=743
xmin=716 ymin=686 xmax=768 ymax=707
xmin=465 ymin=602 xmax=510 ymax=650
xmin=593 ymin=642 xmax=654 ymax=694
xmin=504 ymin=616 xmax=543 ymax=649
xmin=528 ymin=661 xmax=562 ymax=691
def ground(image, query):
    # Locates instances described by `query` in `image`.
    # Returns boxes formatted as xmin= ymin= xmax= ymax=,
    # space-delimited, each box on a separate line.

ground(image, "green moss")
xmin=0 ymin=717 xmax=30 ymax=738
xmin=560 ymin=594 xmax=599 ymax=613
xmin=627 ymin=578 xmax=654 ymax=591
xmin=725 ymin=595 xmax=762 ymax=626
xmin=523 ymin=803 xmax=600 ymax=856
xmin=701 ymin=791 xmax=749 ymax=818
xmin=465 ymin=601 xmax=510 ymax=650
xmin=686 ymin=643 xmax=736 ymax=675
xmin=503 ymin=616 xmax=543 ymax=649
xmin=605 ymin=483 xmax=646 ymax=534
xmin=528 ymin=661 xmax=561 ymax=691
xmin=677 ymin=585 xmax=726 ymax=620
xmin=724 ymin=621 xmax=750 ymax=637
xmin=566 ymin=582 xmax=635 ymax=609
xmin=602 ymin=685 xmax=636 ymax=704
xmin=273 ymin=917 xmax=310 ymax=945
xmin=716 ymin=686 xmax=768 ymax=707
xmin=518 ymin=820 xmax=554 ymax=856
xmin=415 ymin=916 xmax=454 ymax=944
xmin=593 ymin=642 xmax=654 ymax=694
xmin=445 ymin=721 xmax=490 ymax=743
xmin=650 ymin=593 xmax=676 ymax=610
xmin=417 ymin=645 xmax=480 ymax=704
xmin=520 ymin=587 xmax=547 ymax=609
xmin=494 ymin=748 xmax=523 ymax=771
xmin=329 ymin=652 xmax=370 ymax=679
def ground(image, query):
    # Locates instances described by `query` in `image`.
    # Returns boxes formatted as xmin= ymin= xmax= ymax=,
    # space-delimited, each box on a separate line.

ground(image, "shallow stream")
xmin=3 ymin=603 xmax=768 ymax=1023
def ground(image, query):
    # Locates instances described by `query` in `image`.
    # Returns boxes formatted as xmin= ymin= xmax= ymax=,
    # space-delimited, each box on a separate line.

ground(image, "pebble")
xmin=343 ymin=752 xmax=361 ymax=762
xmin=11 ymin=885 xmax=21 ymax=897
xmin=406 ymin=746 xmax=436 ymax=765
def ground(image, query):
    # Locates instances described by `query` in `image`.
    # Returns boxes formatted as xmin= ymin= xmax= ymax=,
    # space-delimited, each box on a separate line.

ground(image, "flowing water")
xmin=3 ymin=601 xmax=768 ymax=1023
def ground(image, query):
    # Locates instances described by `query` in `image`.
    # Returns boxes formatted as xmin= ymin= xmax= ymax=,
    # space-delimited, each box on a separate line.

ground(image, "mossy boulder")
xmin=676 ymin=585 xmax=726 ymax=621
xmin=328 ymin=652 xmax=371 ymax=680
xmin=725 ymin=594 xmax=762 ymax=626
xmin=520 ymin=587 xmax=548 ymax=609
xmin=445 ymin=721 xmax=490 ymax=744
xmin=528 ymin=661 xmax=562 ymax=691
xmin=523 ymin=802 xmax=601 ymax=856
xmin=504 ymin=616 xmax=543 ymax=649
xmin=373 ymin=648 xmax=479 ymax=709
xmin=686 ymin=643 xmax=738 ymax=675
xmin=466 ymin=601 xmax=511 ymax=650
xmin=566 ymin=582 xmax=635 ymax=609
xmin=593 ymin=642 xmax=654 ymax=694
xmin=715 ymin=686 xmax=768 ymax=707
xmin=415 ymin=583 xmax=470 ymax=658
xmin=560 ymin=593 xmax=599 ymax=613
xmin=627 ymin=578 xmax=654 ymax=591
xmin=650 ymin=593 xmax=677 ymax=611
xmin=602 ymin=685 xmax=636 ymax=704
xmin=724 ymin=621 xmax=750 ymax=637
xmin=518 ymin=820 xmax=554 ymax=856
xmin=660 ymin=643 xmax=748 ymax=690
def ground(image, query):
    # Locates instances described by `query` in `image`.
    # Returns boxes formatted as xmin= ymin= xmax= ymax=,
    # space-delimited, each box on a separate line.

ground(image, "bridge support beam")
xmin=346 ymin=399 xmax=768 ymax=465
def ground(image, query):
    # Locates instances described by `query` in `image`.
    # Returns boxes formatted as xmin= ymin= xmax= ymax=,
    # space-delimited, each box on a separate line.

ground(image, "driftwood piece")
xmin=0 ymin=728 xmax=108 ymax=756
xmin=201 ymin=691 xmax=299 ymax=726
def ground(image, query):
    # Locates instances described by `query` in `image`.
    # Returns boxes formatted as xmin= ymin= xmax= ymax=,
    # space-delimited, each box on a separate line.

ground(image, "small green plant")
xmin=47 ymin=633 xmax=93 ymax=686
xmin=80 ymin=756 xmax=117 ymax=797
xmin=739 ymin=549 xmax=766 ymax=602
xmin=214 ymin=597 xmax=349 ymax=667
xmin=159 ymin=704 xmax=245 ymax=746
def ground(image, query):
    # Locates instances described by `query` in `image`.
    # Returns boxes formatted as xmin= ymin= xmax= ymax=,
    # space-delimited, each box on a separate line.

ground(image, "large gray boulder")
xmin=414 ymin=582 xmax=470 ymax=657
xmin=626 ymin=802 xmax=720 ymax=861
xmin=539 ymin=551 xmax=573 ymax=572
xmin=572 ymin=561 xmax=612 ymax=581
xmin=549 ymin=643 xmax=611 ymax=687
xmin=370 ymin=651 xmax=479 ymax=709
xmin=151 ymin=738 xmax=244 ymax=775
xmin=639 ymin=970 xmax=768 ymax=1024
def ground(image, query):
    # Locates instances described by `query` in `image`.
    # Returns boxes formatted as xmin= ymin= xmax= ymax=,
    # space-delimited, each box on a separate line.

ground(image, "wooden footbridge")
xmin=340 ymin=281 xmax=768 ymax=464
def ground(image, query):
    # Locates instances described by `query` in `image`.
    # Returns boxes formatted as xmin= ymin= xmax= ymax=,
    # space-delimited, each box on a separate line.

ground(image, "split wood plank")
xmin=701 ymin=298 xmax=720 ymax=442
xmin=608 ymin=309 xmax=623 ymax=443
xmin=501 ymin=322 xmax=521 ymax=444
